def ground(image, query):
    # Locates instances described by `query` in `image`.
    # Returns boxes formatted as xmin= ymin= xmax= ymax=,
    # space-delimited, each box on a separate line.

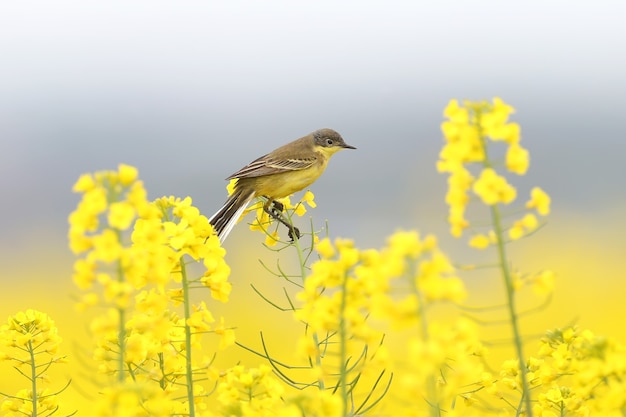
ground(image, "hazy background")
xmin=2 ymin=0 xmax=625 ymax=243
xmin=1 ymin=0 xmax=626 ymax=396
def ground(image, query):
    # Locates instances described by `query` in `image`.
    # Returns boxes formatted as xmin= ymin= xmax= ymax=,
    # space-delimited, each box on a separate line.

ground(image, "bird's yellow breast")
xmin=242 ymin=151 xmax=329 ymax=199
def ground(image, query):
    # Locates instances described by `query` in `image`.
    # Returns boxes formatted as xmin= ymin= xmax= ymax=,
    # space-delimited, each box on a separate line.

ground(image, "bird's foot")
xmin=264 ymin=198 xmax=300 ymax=242
xmin=287 ymin=225 xmax=301 ymax=242
xmin=269 ymin=200 xmax=284 ymax=216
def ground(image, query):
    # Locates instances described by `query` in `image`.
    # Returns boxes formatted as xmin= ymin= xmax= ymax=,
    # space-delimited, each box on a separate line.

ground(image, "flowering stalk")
xmin=114 ymin=241 xmax=126 ymax=382
xmin=411 ymin=263 xmax=440 ymax=417
xmin=490 ymin=202 xmax=532 ymax=414
xmin=295 ymin=235 xmax=396 ymax=416
xmin=286 ymin=207 xmax=352 ymax=414
xmin=337 ymin=270 xmax=350 ymax=417
xmin=28 ymin=338 xmax=38 ymax=416
xmin=68 ymin=166 xmax=234 ymax=413
xmin=438 ymin=98 xmax=553 ymax=416
xmin=179 ymin=258 xmax=195 ymax=417
xmin=0 ymin=310 xmax=70 ymax=416
xmin=242 ymin=193 xmax=393 ymax=415
xmin=473 ymin=106 xmax=533 ymax=415
xmin=287 ymin=208 xmax=326 ymax=392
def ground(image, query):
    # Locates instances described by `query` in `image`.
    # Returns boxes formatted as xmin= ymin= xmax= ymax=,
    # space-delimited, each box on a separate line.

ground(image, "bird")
xmin=209 ymin=128 xmax=356 ymax=243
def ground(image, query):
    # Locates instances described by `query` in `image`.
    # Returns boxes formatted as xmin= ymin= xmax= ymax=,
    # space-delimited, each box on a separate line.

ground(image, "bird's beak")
xmin=343 ymin=143 xmax=357 ymax=150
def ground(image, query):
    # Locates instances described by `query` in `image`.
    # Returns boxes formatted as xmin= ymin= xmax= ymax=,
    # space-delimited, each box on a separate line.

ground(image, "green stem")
xmin=338 ymin=271 xmax=350 ymax=417
xmin=491 ymin=203 xmax=533 ymax=416
xmin=28 ymin=340 xmax=37 ymax=417
xmin=474 ymin=107 xmax=533 ymax=416
xmin=289 ymin=209 xmax=325 ymax=391
xmin=118 ymin=308 xmax=125 ymax=383
xmin=180 ymin=257 xmax=196 ymax=417
xmin=411 ymin=262 xmax=441 ymax=417
xmin=115 ymin=231 xmax=126 ymax=383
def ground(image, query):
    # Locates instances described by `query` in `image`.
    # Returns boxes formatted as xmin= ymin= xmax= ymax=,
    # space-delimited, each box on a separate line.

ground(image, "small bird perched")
xmin=209 ymin=128 xmax=356 ymax=243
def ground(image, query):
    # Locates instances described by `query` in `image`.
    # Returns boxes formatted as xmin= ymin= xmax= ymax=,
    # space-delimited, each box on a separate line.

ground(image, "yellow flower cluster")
xmin=0 ymin=309 xmax=62 ymax=354
xmin=215 ymin=365 xmax=285 ymax=416
xmin=206 ymin=364 xmax=345 ymax=417
xmin=438 ymin=99 xmax=557 ymax=416
xmin=69 ymin=165 xmax=230 ymax=302
xmin=92 ymin=381 xmax=178 ymax=417
xmin=0 ymin=310 xmax=67 ymax=416
xmin=486 ymin=326 xmax=626 ymax=416
xmin=0 ymin=388 xmax=59 ymax=417
xmin=294 ymin=231 xmax=474 ymax=415
xmin=154 ymin=196 xmax=232 ymax=302
xmin=297 ymin=237 xmax=370 ymax=339
xmin=438 ymin=98 xmax=551 ymax=243
xmin=394 ymin=318 xmax=488 ymax=415
xmin=68 ymin=165 xmax=235 ymax=412
xmin=544 ymin=327 xmax=626 ymax=413
xmin=69 ymin=163 xmax=231 ymax=307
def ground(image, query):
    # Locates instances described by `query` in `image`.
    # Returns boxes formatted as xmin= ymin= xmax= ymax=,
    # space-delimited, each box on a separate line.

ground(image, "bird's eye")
xmin=325 ymin=138 xmax=334 ymax=146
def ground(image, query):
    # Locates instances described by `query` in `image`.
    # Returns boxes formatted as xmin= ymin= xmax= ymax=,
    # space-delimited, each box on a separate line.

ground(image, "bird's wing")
xmin=226 ymin=154 xmax=318 ymax=179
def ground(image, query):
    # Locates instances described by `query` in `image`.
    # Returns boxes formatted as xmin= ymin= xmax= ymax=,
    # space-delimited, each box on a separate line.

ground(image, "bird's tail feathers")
xmin=209 ymin=188 xmax=255 ymax=243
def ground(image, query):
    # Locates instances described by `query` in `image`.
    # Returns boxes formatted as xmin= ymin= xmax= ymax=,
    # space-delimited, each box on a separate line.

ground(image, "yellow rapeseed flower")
xmin=68 ymin=226 xmax=94 ymax=254
xmin=82 ymin=186 xmax=108 ymax=216
xmin=216 ymin=365 xmax=284 ymax=415
xmin=443 ymin=166 xmax=473 ymax=237
xmin=336 ymin=238 xmax=359 ymax=270
xmin=1 ymin=309 xmax=62 ymax=351
xmin=1 ymin=388 xmax=59 ymax=415
xmin=72 ymin=258 xmax=97 ymax=289
xmin=439 ymin=98 xmax=539 ymax=246
xmin=68 ymin=188 xmax=107 ymax=235
xmin=443 ymin=99 xmax=469 ymax=125
xmin=187 ymin=302 xmax=215 ymax=334
xmin=506 ymin=142 xmax=530 ymax=175
xmin=302 ymin=190 xmax=316 ymax=208
xmin=508 ymin=213 xmax=539 ymax=241
xmin=125 ymin=333 xmax=150 ymax=364
xmin=283 ymin=388 xmax=343 ymax=417
xmin=315 ymin=237 xmax=336 ymax=259
xmin=448 ymin=204 xmax=469 ymax=238
xmin=92 ymin=382 xmax=174 ymax=417
xmin=201 ymin=254 xmax=232 ymax=303
xmin=489 ymin=121 xmax=521 ymax=144
xmin=265 ymin=230 xmax=280 ymax=246
xmin=479 ymin=98 xmax=515 ymax=137
xmin=473 ymin=168 xmax=517 ymax=205
xmin=91 ymin=229 xmax=123 ymax=262
xmin=0 ymin=310 xmax=68 ymax=416
xmin=214 ymin=317 xmax=236 ymax=350
xmin=102 ymin=279 xmax=134 ymax=309
xmin=76 ymin=292 xmax=100 ymax=312
xmin=117 ymin=163 xmax=138 ymax=186
xmin=226 ymin=178 xmax=237 ymax=196
xmin=417 ymin=252 xmax=466 ymax=303
xmin=468 ymin=232 xmax=494 ymax=249
xmin=108 ymin=201 xmax=136 ymax=230
xmin=530 ymin=270 xmax=555 ymax=296
xmin=526 ymin=186 xmax=551 ymax=216
xmin=387 ymin=230 xmax=424 ymax=258
xmin=72 ymin=173 xmax=96 ymax=192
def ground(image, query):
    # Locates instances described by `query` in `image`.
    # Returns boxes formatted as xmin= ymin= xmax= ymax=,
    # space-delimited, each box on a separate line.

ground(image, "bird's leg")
xmin=269 ymin=199 xmax=284 ymax=216
xmin=263 ymin=198 xmax=301 ymax=241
